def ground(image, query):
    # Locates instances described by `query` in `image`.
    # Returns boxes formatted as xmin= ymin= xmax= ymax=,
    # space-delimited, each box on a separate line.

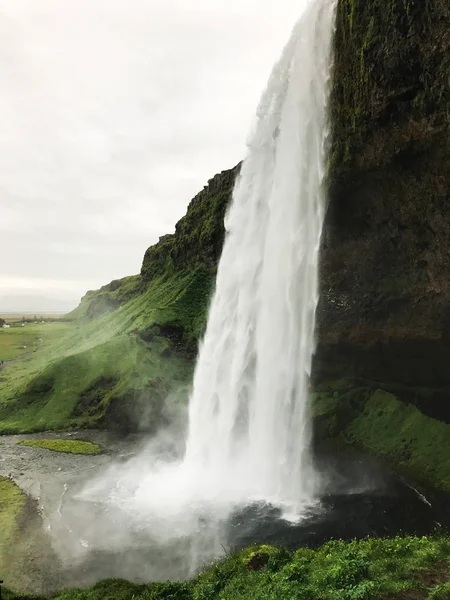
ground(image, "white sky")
xmin=0 ymin=0 xmax=307 ymax=310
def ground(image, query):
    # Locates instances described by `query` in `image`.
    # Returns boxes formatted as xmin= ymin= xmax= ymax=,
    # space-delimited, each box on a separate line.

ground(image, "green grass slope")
xmin=4 ymin=536 xmax=450 ymax=600
xmin=0 ymin=271 xmax=206 ymax=433
xmin=0 ymin=165 xmax=239 ymax=435
xmin=313 ymin=382 xmax=450 ymax=493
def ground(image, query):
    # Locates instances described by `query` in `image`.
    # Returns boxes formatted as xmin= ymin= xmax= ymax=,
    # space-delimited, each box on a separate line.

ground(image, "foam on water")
xmin=183 ymin=0 xmax=337 ymax=515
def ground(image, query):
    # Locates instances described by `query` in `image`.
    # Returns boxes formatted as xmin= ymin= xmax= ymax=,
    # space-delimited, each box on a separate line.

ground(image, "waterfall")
xmin=183 ymin=0 xmax=337 ymax=514
xmin=77 ymin=0 xmax=339 ymax=570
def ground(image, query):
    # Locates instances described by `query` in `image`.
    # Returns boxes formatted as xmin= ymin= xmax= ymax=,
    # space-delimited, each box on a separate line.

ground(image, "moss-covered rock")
xmin=316 ymin=0 xmax=450 ymax=409
xmin=141 ymin=165 xmax=240 ymax=281
xmin=68 ymin=275 xmax=142 ymax=321
xmin=312 ymin=383 xmax=450 ymax=493
xmin=330 ymin=0 xmax=448 ymax=178
xmin=18 ymin=439 xmax=104 ymax=455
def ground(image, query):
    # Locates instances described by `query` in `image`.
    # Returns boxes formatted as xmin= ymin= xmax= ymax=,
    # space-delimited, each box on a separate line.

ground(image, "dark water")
xmin=227 ymin=450 xmax=448 ymax=551
xmin=4 ymin=440 xmax=450 ymax=595
xmin=63 ymin=450 xmax=450 ymax=590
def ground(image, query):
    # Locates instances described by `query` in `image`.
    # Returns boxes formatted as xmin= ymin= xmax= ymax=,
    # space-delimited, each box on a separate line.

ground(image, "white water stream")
xmin=74 ymin=0 xmax=338 ymax=573
xmin=3 ymin=6 xmax=446 ymax=594
xmin=183 ymin=0 xmax=337 ymax=515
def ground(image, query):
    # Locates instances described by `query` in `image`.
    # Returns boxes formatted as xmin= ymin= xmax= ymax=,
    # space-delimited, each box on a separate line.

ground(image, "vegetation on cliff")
xmin=0 ymin=169 xmax=239 ymax=434
xmin=4 ymin=536 xmax=450 ymax=599
xmin=313 ymin=383 xmax=450 ymax=493
xmin=319 ymin=0 xmax=450 ymax=392
xmin=330 ymin=0 xmax=448 ymax=176
xmin=141 ymin=165 xmax=240 ymax=280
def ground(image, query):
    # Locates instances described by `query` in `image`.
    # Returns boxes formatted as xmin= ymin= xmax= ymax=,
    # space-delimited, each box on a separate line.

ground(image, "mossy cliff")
xmin=2 ymin=0 xmax=448 ymax=491
xmin=309 ymin=0 xmax=450 ymax=490
xmin=0 ymin=169 xmax=239 ymax=434
xmin=141 ymin=165 xmax=240 ymax=280
xmin=315 ymin=0 xmax=449 ymax=411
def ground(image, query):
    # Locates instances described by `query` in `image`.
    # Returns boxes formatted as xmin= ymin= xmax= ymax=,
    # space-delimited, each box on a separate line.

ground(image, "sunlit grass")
xmin=19 ymin=439 xmax=104 ymax=455
xmin=0 ymin=322 xmax=72 ymax=361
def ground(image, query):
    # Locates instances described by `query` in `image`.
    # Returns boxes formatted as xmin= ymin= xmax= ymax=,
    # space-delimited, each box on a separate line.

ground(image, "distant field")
xmin=0 ymin=322 xmax=72 ymax=362
xmin=0 ymin=313 xmax=66 ymax=322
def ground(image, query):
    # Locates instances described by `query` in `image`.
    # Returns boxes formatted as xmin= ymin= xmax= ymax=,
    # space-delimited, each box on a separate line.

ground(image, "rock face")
xmin=141 ymin=165 xmax=240 ymax=281
xmin=137 ymin=0 xmax=449 ymax=417
xmin=70 ymin=0 xmax=448 ymax=434
xmin=315 ymin=0 xmax=450 ymax=418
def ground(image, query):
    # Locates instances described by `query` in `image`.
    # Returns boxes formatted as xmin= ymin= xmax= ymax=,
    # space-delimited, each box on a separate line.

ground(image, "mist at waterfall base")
xmin=46 ymin=0 xmax=443 ymax=586
xmin=74 ymin=0 xmax=336 ymax=563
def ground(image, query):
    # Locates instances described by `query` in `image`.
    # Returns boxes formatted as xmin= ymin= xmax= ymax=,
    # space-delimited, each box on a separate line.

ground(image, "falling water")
xmin=73 ymin=0 xmax=339 ymax=579
xmin=183 ymin=0 xmax=337 ymax=514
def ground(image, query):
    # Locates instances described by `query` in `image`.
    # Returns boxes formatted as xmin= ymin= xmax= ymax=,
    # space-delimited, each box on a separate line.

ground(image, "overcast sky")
xmin=1 ymin=0 xmax=307 ymax=311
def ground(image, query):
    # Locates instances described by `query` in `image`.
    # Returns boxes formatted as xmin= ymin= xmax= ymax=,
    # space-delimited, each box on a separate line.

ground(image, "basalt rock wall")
xmin=314 ymin=0 xmax=450 ymax=418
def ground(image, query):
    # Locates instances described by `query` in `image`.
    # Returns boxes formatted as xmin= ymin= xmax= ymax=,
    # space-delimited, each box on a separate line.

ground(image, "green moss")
xmin=313 ymin=385 xmax=450 ymax=493
xmin=345 ymin=390 xmax=450 ymax=492
xmin=241 ymin=545 xmax=291 ymax=572
xmin=0 ymin=477 xmax=26 ymax=569
xmin=68 ymin=275 xmax=142 ymax=321
xmin=54 ymin=579 xmax=147 ymax=600
xmin=18 ymin=439 xmax=104 ymax=455
xmin=330 ymin=0 xmax=449 ymax=180
xmin=141 ymin=167 xmax=239 ymax=282
xmin=3 ymin=536 xmax=450 ymax=599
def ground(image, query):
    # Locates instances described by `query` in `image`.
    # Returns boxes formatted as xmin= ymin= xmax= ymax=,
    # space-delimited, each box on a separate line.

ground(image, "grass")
xmin=0 ymin=334 xmax=192 ymax=434
xmin=0 ymin=169 xmax=226 ymax=436
xmin=0 ymin=271 xmax=203 ymax=434
xmin=345 ymin=390 xmax=450 ymax=493
xmin=312 ymin=383 xmax=450 ymax=493
xmin=18 ymin=439 xmax=104 ymax=455
xmin=0 ymin=477 xmax=26 ymax=568
xmin=0 ymin=322 xmax=72 ymax=361
xmin=3 ymin=535 xmax=450 ymax=599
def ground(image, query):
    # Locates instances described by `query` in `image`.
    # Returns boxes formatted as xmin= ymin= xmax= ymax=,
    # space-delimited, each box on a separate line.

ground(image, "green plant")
xmin=18 ymin=439 xmax=104 ymax=455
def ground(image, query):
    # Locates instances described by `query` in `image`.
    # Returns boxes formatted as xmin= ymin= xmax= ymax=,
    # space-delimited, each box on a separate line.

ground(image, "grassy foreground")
xmin=0 ymin=477 xmax=26 ymax=568
xmin=4 ymin=536 xmax=450 ymax=600
xmin=19 ymin=439 xmax=104 ymax=455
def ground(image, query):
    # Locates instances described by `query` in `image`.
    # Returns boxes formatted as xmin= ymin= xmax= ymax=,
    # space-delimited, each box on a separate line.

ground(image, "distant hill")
xmin=0 ymin=295 xmax=77 ymax=314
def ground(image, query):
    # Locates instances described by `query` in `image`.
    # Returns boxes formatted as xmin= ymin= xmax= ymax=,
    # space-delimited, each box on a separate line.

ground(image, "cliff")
xmin=0 ymin=169 xmax=240 ymax=435
xmin=316 ymin=0 xmax=450 ymax=417
xmin=141 ymin=165 xmax=240 ymax=279
xmin=3 ymin=0 xmax=449 ymax=489
xmin=311 ymin=0 xmax=450 ymax=491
